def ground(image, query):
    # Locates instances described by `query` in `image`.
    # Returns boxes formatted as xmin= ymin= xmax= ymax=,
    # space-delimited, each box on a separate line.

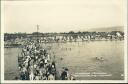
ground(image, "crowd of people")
xmin=18 ymin=41 xmax=75 ymax=80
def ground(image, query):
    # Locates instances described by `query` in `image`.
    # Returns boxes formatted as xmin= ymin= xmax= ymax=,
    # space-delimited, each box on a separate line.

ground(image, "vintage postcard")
xmin=1 ymin=0 xmax=127 ymax=83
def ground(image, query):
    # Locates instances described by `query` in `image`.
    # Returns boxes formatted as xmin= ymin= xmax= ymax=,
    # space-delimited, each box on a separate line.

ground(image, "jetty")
xmin=17 ymin=25 xmax=74 ymax=80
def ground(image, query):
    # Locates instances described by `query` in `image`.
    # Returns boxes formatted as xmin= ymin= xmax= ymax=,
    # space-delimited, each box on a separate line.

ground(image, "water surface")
xmin=4 ymin=41 xmax=124 ymax=80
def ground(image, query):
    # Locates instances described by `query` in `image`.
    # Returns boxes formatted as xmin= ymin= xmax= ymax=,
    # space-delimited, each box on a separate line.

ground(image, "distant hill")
xmin=87 ymin=26 xmax=124 ymax=32
xmin=76 ymin=26 xmax=124 ymax=32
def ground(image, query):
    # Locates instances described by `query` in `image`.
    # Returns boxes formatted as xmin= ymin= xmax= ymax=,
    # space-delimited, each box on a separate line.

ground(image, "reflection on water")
xmin=4 ymin=41 xmax=124 ymax=80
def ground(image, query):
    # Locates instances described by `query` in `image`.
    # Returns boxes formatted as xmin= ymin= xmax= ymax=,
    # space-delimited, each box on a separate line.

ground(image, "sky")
xmin=3 ymin=0 xmax=124 ymax=33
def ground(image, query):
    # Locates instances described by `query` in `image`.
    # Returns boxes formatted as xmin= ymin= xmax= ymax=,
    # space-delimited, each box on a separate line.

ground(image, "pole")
xmin=37 ymin=25 xmax=39 ymax=43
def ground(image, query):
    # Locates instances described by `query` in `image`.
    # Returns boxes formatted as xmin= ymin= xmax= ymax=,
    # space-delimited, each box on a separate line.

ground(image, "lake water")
xmin=4 ymin=41 xmax=124 ymax=80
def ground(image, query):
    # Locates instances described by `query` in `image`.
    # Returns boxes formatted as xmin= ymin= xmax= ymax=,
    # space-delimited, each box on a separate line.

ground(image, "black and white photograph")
xmin=1 ymin=0 xmax=127 ymax=83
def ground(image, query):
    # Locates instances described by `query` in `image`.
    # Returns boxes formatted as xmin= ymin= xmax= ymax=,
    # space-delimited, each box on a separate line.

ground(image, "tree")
xmin=69 ymin=31 xmax=75 ymax=34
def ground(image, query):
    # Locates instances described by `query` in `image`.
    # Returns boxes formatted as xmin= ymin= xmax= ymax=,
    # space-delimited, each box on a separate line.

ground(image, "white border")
xmin=1 ymin=0 xmax=5 ymax=83
xmin=124 ymin=0 xmax=128 ymax=83
xmin=1 ymin=0 xmax=128 ymax=83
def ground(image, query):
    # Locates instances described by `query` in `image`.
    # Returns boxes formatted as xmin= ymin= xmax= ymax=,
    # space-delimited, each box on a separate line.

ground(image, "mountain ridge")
xmin=76 ymin=26 xmax=124 ymax=32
